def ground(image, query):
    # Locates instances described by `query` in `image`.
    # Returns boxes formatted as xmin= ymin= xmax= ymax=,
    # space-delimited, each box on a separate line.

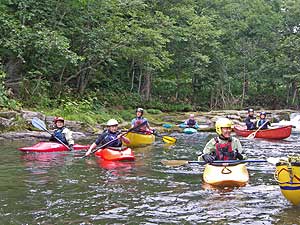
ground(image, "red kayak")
xmin=95 ymin=147 xmax=135 ymax=161
xmin=18 ymin=142 xmax=89 ymax=153
xmin=233 ymin=125 xmax=292 ymax=140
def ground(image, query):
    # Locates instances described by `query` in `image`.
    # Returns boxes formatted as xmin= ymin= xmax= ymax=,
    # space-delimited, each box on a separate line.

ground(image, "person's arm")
xmin=63 ymin=128 xmax=74 ymax=146
xmin=118 ymin=134 xmax=130 ymax=145
xmin=233 ymin=138 xmax=247 ymax=160
xmin=84 ymin=133 xmax=105 ymax=156
xmin=131 ymin=119 xmax=136 ymax=128
xmin=85 ymin=142 xmax=97 ymax=156
xmin=198 ymin=138 xmax=216 ymax=162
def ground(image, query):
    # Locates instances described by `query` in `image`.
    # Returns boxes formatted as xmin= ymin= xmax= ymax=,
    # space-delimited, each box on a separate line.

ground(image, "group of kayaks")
xmin=18 ymin=122 xmax=298 ymax=206
xmin=18 ymin=131 xmax=156 ymax=162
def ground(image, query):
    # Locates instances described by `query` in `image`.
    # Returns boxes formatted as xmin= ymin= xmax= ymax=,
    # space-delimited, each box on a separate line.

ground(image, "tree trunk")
xmin=142 ymin=68 xmax=151 ymax=101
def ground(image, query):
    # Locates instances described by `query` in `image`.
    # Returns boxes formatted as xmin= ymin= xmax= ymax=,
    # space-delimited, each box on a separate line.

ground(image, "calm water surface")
xmin=0 ymin=132 xmax=299 ymax=224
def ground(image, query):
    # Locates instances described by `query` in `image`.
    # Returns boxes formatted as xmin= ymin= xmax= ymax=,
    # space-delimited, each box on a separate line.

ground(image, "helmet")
xmin=190 ymin=114 xmax=195 ymax=118
xmin=215 ymin=118 xmax=234 ymax=135
xmin=54 ymin=117 xmax=64 ymax=123
xmin=248 ymin=108 xmax=254 ymax=113
xmin=136 ymin=108 xmax=144 ymax=115
xmin=260 ymin=111 xmax=266 ymax=116
xmin=107 ymin=119 xmax=118 ymax=126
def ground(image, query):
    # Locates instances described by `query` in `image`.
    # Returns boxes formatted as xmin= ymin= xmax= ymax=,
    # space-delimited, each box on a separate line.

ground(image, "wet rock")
xmin=21 ymin=110 xmax=45 ymax=124
xmin=0 ymin=130 xmax=87 ymax=140
xmin=0 ymin=111 xmax=20 ymax=119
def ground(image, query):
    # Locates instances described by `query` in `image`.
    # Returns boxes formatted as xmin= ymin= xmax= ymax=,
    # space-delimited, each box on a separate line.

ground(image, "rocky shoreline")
xmin=0 ymin=109 xmax=298 ymax=140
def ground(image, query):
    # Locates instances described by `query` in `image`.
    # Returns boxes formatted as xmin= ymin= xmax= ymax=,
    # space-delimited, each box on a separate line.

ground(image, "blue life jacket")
xmin=256 ymin=119 xmax=268 ymax=130
xmin=102 ymin=131 xmax=122 ymax=147
xmin=186 ymin=119 xmax=196 ymax=127
xmin=53 ymin=127 xmax=68 ymax=145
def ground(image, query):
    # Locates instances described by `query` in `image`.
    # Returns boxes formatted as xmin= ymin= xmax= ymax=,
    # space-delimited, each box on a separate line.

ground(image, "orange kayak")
xmin=94 ymin=147 xmax=135 ymax=161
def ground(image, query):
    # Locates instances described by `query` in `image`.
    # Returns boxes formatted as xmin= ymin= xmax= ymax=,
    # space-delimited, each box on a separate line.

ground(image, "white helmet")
xmin=107 ymin=119 xmax=118 ymax=126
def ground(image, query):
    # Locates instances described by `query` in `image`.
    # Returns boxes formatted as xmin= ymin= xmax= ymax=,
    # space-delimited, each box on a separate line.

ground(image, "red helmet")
xmin=54 ymin=116 xmax=64 ymax=123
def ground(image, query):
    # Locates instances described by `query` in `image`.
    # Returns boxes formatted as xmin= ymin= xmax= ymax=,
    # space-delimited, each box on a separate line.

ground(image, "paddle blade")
xmin=161 ymin=160 xmax=189 ymax=167
xmin=246 ymin=132 xmax=256 ymax=139
xmin=32 ymin=117 xmax=47 ymax=131
xmin=162 ymin=136 xmax=176 ymax=144
xmin=267 ymin=157 xmax=288 ymax=165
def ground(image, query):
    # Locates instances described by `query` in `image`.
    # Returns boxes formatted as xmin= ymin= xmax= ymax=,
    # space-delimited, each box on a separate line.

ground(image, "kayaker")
xmin=256 ymin=111 xmax=271 ymax=130
xmin=245 ymin=108 xmax=256 ymax=130
xmin=131 ymin=108 xmax=153 ymax=133
xmin=84 ymin=119 xmax=130 ymax=157
xmin=199 ymin=117 xmax=247 ymax=163
xmin=184 ymin=114 xmax=199 ymax=128
xmin=49 ymin=117 xmax=75 ymax=151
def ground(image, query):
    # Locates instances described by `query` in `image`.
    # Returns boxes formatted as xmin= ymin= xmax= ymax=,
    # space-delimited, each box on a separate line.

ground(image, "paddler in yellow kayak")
xmin=85 ymin=119 xmax=130 ymax=157
xmin=199 ymin=118 xmax=247 ymax=163
xmin=131 ymin=108 xmax=154 ymax=134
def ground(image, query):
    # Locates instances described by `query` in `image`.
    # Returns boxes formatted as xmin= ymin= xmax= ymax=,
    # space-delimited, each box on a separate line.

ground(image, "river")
xmin=0 ymin=131 xmax=299 ymax=224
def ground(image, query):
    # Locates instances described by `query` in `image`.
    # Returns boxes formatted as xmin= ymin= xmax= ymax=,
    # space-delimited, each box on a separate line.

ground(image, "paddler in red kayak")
xmin=131 ymin=108 xmax=154 ymax=134
xmin=245 ymin=108 xmax=256 ymax=130
xmin=256 ymin=111 xmax=271 ymax=130
xmin=49 ymin=116 xmax=75 ymax=151
xmin=85 ymin=119 xmax=130 ymax=157
xmin=199 ymin=118 xmax=247 ymax=163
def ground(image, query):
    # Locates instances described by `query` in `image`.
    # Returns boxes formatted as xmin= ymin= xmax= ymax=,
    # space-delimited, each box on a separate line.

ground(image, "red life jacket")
xmin=214 ymin=137 xmax=235 ymax=160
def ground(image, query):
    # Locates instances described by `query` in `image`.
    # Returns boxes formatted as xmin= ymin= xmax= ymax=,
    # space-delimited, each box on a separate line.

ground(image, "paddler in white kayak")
xmin=199 ymin=117 xmax=247 ymax=163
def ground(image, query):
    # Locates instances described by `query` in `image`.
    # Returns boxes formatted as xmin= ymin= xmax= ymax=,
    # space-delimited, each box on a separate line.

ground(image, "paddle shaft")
xmin=187 ymin=159 xmax=267 ymax=164
xmin=32 ymin=117 xmax=71 ymax=150
xmin=161 ymin=159 xmax=268 ymax=167
xmin=82 ymin=120 xmax=148 ymax=158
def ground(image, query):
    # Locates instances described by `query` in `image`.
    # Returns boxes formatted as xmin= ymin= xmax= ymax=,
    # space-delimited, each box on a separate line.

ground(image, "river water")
xmin=0 ymin=131 xmax=299 ymax=224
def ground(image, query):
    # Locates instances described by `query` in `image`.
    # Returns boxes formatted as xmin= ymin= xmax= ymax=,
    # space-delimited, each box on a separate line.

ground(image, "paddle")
xmin=246 ymin=120 xmax=269 ymax=139
xmin=82 ymin=120 xmax=148 ymax=158
xmin=161 ymin=159 xmax=268 ymax=167
xmin=32 ymin=117 xmax=71 ymax=150
xmin=152 ymin=132 xmax=177 ymax=144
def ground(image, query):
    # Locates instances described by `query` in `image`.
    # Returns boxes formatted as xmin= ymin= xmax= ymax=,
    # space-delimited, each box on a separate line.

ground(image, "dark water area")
xmin=0 ymin=131 xmax=299 ymax=224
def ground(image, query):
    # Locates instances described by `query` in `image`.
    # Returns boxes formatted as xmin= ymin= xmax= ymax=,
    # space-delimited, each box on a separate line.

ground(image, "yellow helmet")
xmin=215 ymin=118 xmax=234 ymax=135
xmin=107 ymin=119 xmax=118 ymax=126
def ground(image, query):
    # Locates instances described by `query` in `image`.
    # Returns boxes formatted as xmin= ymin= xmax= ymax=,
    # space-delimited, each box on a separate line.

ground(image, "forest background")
xmin=1 ymin=0 xmax=300 ymax=125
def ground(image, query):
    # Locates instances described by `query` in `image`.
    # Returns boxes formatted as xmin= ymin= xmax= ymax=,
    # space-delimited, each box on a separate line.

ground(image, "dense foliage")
xmin=1 ymin=0 xmax=300 ymax=112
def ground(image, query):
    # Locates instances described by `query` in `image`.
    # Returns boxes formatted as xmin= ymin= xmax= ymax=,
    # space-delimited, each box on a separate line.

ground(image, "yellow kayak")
xmin=203 ymin=163 xmax=249 ymax=187
xmin=124 ymin=132 xmax=155 ymax=147
xmin=275 ymin=156 xmax=300 ymax=206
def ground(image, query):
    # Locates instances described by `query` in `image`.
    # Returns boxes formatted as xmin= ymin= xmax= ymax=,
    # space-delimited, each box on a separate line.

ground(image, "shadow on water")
xmin=0 ymin=133 xmax=300 ymax=224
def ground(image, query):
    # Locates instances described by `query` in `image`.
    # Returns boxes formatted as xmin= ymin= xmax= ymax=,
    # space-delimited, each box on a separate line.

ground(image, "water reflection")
xmin=1 ymin=132 xmax=300 ymax=224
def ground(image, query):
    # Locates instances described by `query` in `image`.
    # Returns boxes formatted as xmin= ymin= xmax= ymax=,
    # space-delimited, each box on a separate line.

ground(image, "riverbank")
xmin=0 ymin=109 xmax=298 ymax=140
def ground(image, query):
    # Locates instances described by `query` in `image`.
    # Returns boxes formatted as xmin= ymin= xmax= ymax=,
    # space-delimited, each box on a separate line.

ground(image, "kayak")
xmin=18 ymin=142 xmax=89 ymax=153
xmin=94 ymin=147 xmax=135 ymax=161
xmin=179 ymin=123 xmax=198 ymax=134
xmin=275 ymin=159 xmax=300 ymax=205
xmin=183 ymin=127 xmax=197 ymax=134
xmin=203 ymin=163 xmax=249 ymax=187
xmin=233 ymin=125 xmax=292 ymax=140
xmin=124 ymin=132 xmax=155 ymax=147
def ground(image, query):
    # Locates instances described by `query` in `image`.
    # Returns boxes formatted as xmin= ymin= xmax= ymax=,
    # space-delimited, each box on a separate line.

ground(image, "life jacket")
xmin=133 ymin=117 xmax=147 ymax=132
xmin=256 ymin=119 xmax=268 ymax=129
xmin=53 ymin=127 xmax=68 ymax=145
xmin=214 ymin=137 xmax=235 ymax=160
xmin=102 ymin=130 xmax=122 ymax=147
xmin=186 ymin=119 xmax=196 ymax=127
